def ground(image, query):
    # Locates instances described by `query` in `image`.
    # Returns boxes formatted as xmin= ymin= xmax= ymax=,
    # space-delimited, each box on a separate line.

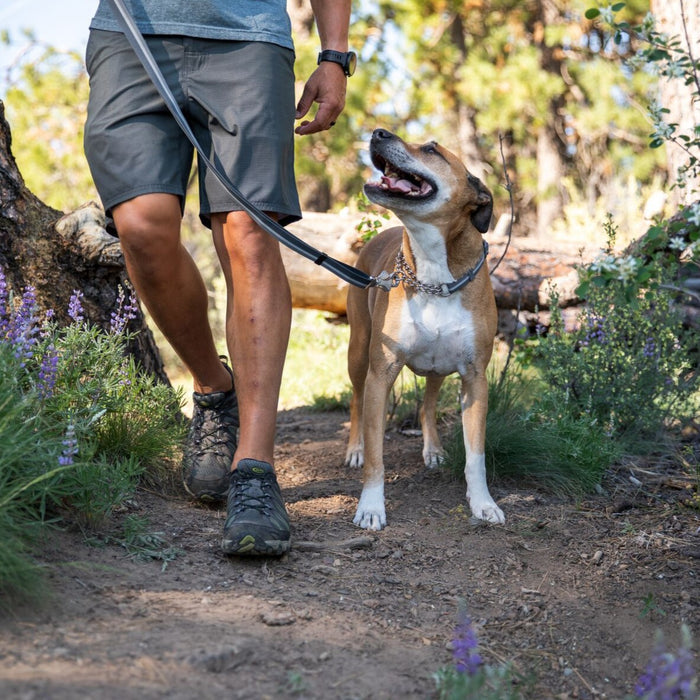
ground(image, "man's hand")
xmin=295 ymin=62 xmax=347 ymax=136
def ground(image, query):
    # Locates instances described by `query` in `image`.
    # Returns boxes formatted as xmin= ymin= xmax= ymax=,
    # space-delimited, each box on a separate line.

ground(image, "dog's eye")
xmin=422 ymin=142 xmax=439 ymax=155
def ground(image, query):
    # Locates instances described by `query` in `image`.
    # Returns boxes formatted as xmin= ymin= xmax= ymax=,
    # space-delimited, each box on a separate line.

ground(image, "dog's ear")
xmin=467 ymin=174 xmax=493 ymax=233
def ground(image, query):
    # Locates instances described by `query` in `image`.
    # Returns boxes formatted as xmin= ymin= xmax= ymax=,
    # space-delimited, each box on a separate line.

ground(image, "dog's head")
xmin=364 ymin=129 xmax=493 ymax=233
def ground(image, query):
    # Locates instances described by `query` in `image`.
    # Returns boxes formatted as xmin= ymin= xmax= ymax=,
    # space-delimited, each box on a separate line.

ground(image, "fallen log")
xmin=55 ymin=205 xmax=590 ymax=321
xmin=285 ymin=214 xmax=588 ymax=316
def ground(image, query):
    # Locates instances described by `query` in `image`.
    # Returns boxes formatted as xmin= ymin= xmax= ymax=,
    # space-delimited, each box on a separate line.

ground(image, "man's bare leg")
xmin=114 ymin=193 xmax=238 ymax=501
xmin=213 ymin=211 xmax=292 ymax=556
xmin=112 ymin=193 xmax=233 ymax=395
xmin=211 ymin=211 xmax=292 ymax=468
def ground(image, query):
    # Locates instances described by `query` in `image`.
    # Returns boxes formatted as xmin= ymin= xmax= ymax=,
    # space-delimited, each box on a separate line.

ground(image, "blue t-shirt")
xmin=90 ymin=0 xmax=294 ymax=50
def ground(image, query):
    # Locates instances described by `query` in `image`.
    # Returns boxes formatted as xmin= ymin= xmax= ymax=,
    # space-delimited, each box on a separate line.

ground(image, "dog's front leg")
xmin=460 ymin=373 xmax=505 ymax=524
xmin=353 ymin=364 xmax=400 ymax=530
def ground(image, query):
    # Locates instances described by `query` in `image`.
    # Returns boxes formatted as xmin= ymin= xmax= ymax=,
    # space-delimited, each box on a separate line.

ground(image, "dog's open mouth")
xmin=368 ymin=153 xmax=435 ymax=199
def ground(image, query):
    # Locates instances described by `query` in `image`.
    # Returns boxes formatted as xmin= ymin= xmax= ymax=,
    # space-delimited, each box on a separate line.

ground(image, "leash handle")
xmin=105 ymin=0 xmax=376 ymax=290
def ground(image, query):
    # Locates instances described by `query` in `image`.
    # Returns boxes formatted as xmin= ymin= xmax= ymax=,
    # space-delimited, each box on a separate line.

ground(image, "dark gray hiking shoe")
xmin=222 ymin=459 xmax=291 ymax=556
xmin=182 ymin=361 xmax=238 ymax=502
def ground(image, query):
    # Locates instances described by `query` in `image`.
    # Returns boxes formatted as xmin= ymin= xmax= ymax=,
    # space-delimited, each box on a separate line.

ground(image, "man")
xmin=84 ymin=0 xmax=354 ymax=555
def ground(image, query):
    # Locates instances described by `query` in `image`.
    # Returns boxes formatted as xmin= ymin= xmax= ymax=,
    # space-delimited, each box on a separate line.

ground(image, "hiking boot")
xmin=222 ymin=459 xmax=291 ymax=556
xmin=182 ymin=361 xmax=238 ymax=502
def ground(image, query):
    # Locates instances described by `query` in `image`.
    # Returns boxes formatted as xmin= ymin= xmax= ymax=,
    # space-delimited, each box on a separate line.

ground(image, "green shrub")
xmin=443 ymin=363 xmax=621 ymax=495
xmin=539 ymin=216 xmax=698 ymax=448
xmin=0 ymin=274 xmax=185 ymax=605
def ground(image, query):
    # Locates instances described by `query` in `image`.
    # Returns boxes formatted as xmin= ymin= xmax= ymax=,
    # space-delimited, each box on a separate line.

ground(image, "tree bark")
xmin=533 ymin=0 xmax=566 ymax=235
xmin=0 ymin=101 xmax=169 ymax=384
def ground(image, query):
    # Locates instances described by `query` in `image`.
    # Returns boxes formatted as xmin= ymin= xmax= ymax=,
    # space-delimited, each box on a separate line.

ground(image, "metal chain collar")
xmin=384 ymin=240 xmax=489 ymax=297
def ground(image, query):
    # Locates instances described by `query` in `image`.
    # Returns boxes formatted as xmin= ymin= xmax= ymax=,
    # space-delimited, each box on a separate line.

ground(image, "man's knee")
xmin=215 ymin=211 xmax=283 ymax=268
xmin=113 ymin=193 xmax=182 ymax=255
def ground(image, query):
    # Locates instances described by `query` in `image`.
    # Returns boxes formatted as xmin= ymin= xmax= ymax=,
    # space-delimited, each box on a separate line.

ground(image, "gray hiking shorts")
xmin=84 ymin=30 xmax=301 ymax=229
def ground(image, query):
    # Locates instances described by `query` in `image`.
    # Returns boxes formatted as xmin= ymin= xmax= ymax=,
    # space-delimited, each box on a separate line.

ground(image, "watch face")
xmin=346 ymin=51 xmax=357 ymax=76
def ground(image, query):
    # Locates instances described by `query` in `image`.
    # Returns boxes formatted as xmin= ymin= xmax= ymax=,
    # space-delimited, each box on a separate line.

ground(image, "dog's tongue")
xmin=381 ymin=175 xmax=419 ymax=194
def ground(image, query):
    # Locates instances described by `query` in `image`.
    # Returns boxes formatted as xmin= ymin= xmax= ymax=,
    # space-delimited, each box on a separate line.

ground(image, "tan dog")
xmin=345 ymin=128 xmax=505 ymax=530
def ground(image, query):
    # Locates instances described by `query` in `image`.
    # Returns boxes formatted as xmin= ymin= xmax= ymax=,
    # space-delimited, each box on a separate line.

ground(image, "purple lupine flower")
xmin=117 ymin=359 xmax=132 ymax=388
xmin=582 ymin=312 xmax=607 ymax=347
xmin=643 ymin=337 xmax=657 ymax=360
xmin=37 ymin=344 xmax=60 ymax=400
xmin=59 ymin=423 xmax=78 ymax=466
xmin=68 ymin=290 xmax=85 ymax=324
xmin=0 ymin=267 xmax=8 ymax=336
xmin=452 ymin=612 xmax=483 ymax=676
xmin=634 ymin=635 xmax=697 ymax=699
xmin=7 ymin=286 xmax=40 ymax=366
xmin=109 ymin=285 xmax=139 ymax=335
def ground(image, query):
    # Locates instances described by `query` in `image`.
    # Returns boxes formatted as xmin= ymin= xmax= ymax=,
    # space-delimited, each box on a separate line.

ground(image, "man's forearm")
xmin=310 ymin=0 xmax=351 ymax=52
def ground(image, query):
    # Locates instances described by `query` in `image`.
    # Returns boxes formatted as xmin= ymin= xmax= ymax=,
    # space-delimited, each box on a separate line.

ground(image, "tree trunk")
xmin=536 ymin=125 xmax=565 ymax=234
xmin=533 ymin=0 xmax=566 ymax=235
xmin=0 ymin=101 xmax=169 ymax=384
xmin=651 ymin=0 xmax=700 ymax=205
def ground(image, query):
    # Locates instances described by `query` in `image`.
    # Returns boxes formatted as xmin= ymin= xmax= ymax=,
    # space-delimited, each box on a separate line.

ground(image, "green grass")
xmin=281 ymin=310 xmax=352 ymax=409
xmin=442 ymin=363 xmax=623 ymax=496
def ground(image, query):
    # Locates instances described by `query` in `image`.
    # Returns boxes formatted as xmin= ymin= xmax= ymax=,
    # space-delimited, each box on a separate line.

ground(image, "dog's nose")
xmin=372 ymin=128 xmax=394 ymax=140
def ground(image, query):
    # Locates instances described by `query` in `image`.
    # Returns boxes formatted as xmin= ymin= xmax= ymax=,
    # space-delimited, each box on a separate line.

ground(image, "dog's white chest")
xmin=397 ymin=295 xmax=475 ymax=376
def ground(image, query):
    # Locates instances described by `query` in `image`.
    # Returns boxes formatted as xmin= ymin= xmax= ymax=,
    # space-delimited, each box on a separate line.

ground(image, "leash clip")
xmin=371 ymin=270 xmax=398 ymax=292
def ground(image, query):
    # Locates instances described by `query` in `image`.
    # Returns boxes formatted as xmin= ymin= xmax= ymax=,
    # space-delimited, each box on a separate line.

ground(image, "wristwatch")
xmin=317 ymin=50 xmax=357 ymax=77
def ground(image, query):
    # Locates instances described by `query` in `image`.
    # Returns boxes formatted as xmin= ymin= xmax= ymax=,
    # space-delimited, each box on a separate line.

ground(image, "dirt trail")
xmin=1 ymin=408 xmax=698 ymax=699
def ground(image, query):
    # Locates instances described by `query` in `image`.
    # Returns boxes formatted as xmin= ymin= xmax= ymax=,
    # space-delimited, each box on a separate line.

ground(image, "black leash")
xmin=106 ymin=0 xmax=378 ymax=290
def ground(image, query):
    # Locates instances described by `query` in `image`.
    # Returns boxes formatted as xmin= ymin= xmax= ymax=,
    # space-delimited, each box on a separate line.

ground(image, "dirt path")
xmin=1 ymin=408 xmax=698 ymax=699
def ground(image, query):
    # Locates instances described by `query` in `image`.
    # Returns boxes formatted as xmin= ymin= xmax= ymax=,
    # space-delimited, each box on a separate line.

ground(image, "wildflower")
xmin=643 ymin=337 xmax=657 ymax=360
xmin=0 ymin=267 xmax=8 ymax=335
xmin=582 ymin=313 xmax=607 ymax=346
xmin=68 ymin=290 xmax=85 ymax=324
xmin=109 ymin=285 xmax=139 ymax=335
xmin=685 ymin=203 xmax=700 ymax=228
xmin=7 ymin=286 xmax=40 ymax=366
xmin=37 ymin=344 xmax=60 ymax=400
xmin=665 ymin=60 xmax=686 ymax=80
xmin=452 ymin=612 xmax=483 ymax=676
xmin=640 ymin=12 xmax=656 ymax=35
xmin=589 ymin=253 xmax=618 ymax=274
xmin=635 ymin=627 xmax=697 ymax=699
xmin=615 ymin=255 xmax=641 ymax=283
xmin=668 ymin=236 xmax=688 ymax=253
xmin=59 ymin=423 xmax=78 ymax=466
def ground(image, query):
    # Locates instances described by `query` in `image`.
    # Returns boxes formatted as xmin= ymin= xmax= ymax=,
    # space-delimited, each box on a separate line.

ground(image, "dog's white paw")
xmin=353 ymin=509 xmax=386 ymax=530
xmin=423 ymin=448 xmax=444 ymax=469
xmin=345 ymin=447 xmax=364 ymax=469
xmin=468 ymin=493 xmax=505 ymax=524
xmin=353 ymin=484 xmax=386 ymax=530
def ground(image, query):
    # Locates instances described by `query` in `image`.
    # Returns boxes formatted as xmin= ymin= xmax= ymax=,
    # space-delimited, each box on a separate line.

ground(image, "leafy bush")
xmin=443 ymin=363 xmax=621 ymax=495
xmin=0 ymin=272 xmax=185 ymax=606
xmin=539 ymin=259 xmax=698 ymax=445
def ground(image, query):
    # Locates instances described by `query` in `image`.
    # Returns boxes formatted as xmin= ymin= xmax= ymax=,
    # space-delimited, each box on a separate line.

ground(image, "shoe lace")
xmin=229 ymin=475 xmax=275 ymax=517
xmin=190 ymin=398 xmax=235 ymax=450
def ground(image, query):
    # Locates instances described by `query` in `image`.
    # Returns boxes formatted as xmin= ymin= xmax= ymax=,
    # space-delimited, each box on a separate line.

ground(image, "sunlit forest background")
xmin=0 ymin=0 xmax=697 ymax=405
xmin=2 ymin=0 xmax=692 ymax=240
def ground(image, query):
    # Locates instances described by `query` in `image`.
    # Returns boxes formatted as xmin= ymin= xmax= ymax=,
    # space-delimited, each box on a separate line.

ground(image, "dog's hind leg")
xmin=460 ymin=372 xmax=505 ymax=524
xmin=421 ymin=374 xmax=445 ymax=468
xmin=345 ymin=307 xmax=371 ymax=468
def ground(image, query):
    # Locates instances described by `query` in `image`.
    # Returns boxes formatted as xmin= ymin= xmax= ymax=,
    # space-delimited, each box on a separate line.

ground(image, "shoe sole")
xmin=221 ymin=533 xmax=291 ymax=557
xmin=183 ymin=481 xmax=228 ymax=503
